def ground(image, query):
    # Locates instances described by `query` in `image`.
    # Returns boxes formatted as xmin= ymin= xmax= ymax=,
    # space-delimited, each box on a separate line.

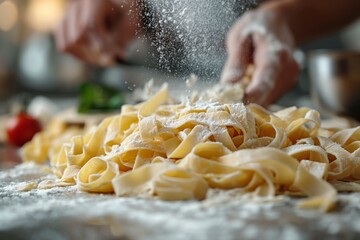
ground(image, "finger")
xmin=244 ymin=73 xmax=275 ymax=107
xmin=72 ymin=1 xmax=112 ymax=65
xmin=64 ymin=2 xmax=93 ymax=62
xmin=85 ymin=30 xmax=115 ymax=66
xmin=55 ymin=0 xmax=76 ymax=51
xmin=244 ymin=34 xmax=277 ymax=106
xmin=61 ymin=1 xmax=85 ymax=51
xmin=243 ymin=74 xmax=274 ymax=107
xmin=112 ymin=3 xmax=140 ymax=59
xmin=66 ymin=1 xmax=82 ymax=44
xmin=67 ymin=0 xmax=106 ymax=64
xmin=221 ymin=30 xmax=253 ymax=84
xmin=97 ymin=2 xmax=125 ymax=57
xmin=55 ymin=18 xmax=66 ymax=51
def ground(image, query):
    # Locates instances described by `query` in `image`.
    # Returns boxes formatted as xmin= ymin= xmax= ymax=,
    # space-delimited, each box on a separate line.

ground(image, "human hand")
xmin=56 ymin=0 xmax=140 ymax=66
xmin=221 ymin=9 xmax=300 ymax=107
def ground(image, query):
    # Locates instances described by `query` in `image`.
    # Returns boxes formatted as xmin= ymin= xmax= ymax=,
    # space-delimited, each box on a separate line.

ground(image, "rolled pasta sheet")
xmin=112 ymin=163 xmax=208 ymax=201
xmin=77 ymin=156 xmax=120 ymax=193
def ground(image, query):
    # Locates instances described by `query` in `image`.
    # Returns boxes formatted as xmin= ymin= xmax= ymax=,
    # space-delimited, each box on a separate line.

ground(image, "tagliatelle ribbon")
xmin=77 ymin=156 xmax=120 ymax=193
xmin=112 ymin=162 xmax=208 ymax=201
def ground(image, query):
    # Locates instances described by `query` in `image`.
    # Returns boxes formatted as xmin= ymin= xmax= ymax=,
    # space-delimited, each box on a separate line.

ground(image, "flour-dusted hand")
xmin=222 ymin=0 xmax=360 ymax=107
xmin=56 ymin=0 xmax=140 ymax=66
xmin=221 ymin=10 xmax=300 ymax=107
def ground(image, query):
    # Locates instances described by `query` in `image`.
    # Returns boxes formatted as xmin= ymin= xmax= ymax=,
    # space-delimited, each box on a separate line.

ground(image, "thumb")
xmin=221 ymin=34 xmax=253 ymax=84
xmin=243 ymin=79 xmax=272 ymax=107
xmin=243 ymin=53 xmax=277 ymax=107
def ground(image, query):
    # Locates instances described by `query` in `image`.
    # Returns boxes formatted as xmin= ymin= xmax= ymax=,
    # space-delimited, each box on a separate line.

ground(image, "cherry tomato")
xmin=6 ymin=113 xmax=42 ymax=147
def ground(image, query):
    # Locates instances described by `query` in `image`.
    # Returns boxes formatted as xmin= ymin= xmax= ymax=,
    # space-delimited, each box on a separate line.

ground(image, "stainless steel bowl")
xmin=308 ymin=50 xmax=360 ymax=120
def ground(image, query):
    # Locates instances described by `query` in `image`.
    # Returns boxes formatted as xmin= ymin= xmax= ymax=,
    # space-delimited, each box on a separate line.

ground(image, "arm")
xmin=221 ymin=0 xmax=360 ymax=107
xmin=265 ymin=0 xmax=360 ymax=45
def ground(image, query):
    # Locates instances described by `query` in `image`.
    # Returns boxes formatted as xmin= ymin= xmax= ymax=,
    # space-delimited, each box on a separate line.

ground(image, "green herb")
xmin=78 ymin=82 xmax=125 ymax=113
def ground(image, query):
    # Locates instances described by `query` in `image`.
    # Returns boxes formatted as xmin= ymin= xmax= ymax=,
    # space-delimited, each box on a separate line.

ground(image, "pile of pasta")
xmin=22 ymin=84 xmax=360 ymax=212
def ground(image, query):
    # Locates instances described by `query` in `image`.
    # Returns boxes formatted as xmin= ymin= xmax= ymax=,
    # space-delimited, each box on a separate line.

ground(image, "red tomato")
xmin=6 ymin=113 xmax=42 ymax=147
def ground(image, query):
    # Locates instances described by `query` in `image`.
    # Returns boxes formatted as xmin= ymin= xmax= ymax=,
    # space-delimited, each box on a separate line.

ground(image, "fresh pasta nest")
xmin=22 ymin=83 xmax=360 ymax=212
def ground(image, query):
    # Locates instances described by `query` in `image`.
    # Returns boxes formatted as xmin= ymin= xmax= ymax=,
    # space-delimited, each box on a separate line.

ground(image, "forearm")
xmin=260 ymin=0 xmax=360 ymax=45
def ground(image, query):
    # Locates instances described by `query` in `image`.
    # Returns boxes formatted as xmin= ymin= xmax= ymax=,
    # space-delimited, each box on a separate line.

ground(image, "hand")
xmin=221 ymin=9 xmax=300 ymax=107
xmin=56 ymin=0 xmax=140 ymax=66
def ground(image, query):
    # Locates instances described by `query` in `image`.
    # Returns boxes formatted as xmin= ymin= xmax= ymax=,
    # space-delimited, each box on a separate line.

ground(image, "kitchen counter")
xmin=1 ymin=144 xmax=360 ymax=240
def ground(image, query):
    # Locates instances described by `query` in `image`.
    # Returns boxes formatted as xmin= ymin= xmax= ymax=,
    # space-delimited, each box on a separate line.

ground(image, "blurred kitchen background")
xmin=0 ymin=0 xmax=359 ymax=116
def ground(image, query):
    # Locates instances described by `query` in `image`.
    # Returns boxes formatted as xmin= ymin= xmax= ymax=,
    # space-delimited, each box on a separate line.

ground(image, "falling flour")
xmin=139 ymin=0 xmax=258 ymax=79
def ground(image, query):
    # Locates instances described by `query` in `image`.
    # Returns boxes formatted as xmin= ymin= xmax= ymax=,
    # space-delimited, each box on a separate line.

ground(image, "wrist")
xmin=259 ymin=0 xmax=360 ymax=45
